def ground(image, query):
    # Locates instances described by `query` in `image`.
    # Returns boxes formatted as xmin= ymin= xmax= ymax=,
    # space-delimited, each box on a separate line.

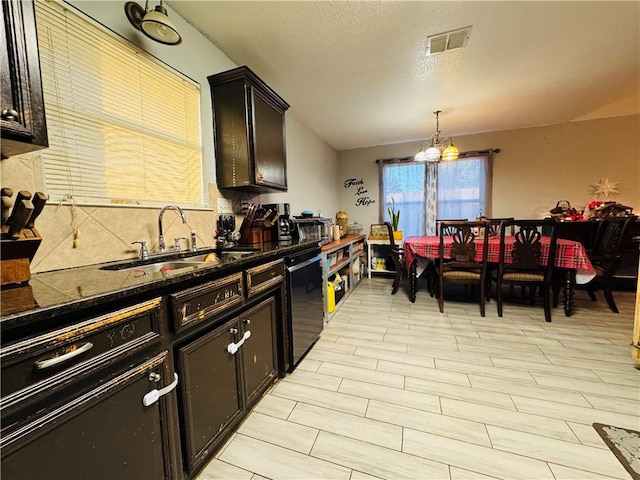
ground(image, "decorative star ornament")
xmin=590 ymin=178 xmax=619 ymax=198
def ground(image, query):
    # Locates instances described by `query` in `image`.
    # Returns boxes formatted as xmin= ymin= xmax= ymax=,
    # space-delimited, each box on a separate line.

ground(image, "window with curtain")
xmin=380 ymin=154 xmax=492 ymax=237
xmin=35 ymin=0 xmax=203 ymax=207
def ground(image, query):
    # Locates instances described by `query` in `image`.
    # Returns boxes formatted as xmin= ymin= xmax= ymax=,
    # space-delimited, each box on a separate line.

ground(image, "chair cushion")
xmin=503 ymin=272 xmax=544 ymax=282
xmin=443 ymin=270 xmax=481 ymax=279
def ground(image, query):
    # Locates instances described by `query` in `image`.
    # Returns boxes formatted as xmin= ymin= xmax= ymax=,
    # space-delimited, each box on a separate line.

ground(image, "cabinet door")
xmin=251 ymin=87 xmax=287 ymax=191
xmin=177 ymin=317 xmax=243 ymax=475
xmin=0 ymin=352 xmax=172 ymax=480
xmin=0 ymin=0 xmax=48 ymax=158
xmin=240 ymin=297 xmax=277 ymax=406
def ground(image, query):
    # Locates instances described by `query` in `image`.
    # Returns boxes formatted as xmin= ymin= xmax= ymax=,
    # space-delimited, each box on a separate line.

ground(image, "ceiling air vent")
xmin=425 ymin=26 xmax=472 ymax=56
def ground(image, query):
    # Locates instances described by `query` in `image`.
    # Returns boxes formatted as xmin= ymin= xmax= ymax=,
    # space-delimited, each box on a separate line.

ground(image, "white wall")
xmin=337 ymin=114 xmax=640 ymax=233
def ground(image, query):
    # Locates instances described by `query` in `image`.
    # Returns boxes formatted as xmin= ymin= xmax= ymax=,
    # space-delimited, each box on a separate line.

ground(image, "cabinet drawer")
xmin=246 ymin=259 xmax=284 ymax=297
xmin=170 ymin=273 xmax=243 ymax=332
xmin=0 ymin=298 xmax=162 ymax=407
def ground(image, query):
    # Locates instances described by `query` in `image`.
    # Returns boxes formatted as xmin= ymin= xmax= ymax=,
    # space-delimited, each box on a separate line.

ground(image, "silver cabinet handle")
xmin=227 ymin=330 xmax=251 ymax=355
xmin=142 ymin=373 xmax=179 ymax=407
xmin=35 ymin=342 xmax=94 ymax=369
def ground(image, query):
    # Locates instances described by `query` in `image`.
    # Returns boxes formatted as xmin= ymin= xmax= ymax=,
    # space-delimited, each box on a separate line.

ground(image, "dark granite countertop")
xmin=0 ymin=240 xmax=319 ymax=333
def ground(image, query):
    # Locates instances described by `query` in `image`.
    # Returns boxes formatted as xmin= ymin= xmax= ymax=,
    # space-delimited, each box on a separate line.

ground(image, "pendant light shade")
xmin=415 ymin=111 xmax=458 ymax=162
xmin=125 ymin=1 xmax=182 ymax=46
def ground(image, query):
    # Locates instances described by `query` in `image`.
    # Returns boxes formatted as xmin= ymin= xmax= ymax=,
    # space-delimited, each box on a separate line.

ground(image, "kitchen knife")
xmin=6 ymin=190 xmax=31 ymax=227
xmin=8 ymin=199 xmax=34 ymax=239
xmin=1 ymin=187 xmax=13 ymax=198
xmin=26 ymin=192 xmax=48 ymax=229
xmin=1 ymin=196 xmax=13 ymax=225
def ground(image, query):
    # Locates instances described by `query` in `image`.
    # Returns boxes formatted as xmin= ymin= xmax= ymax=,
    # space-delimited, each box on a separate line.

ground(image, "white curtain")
xmin=425 ymin=162 xmax=438 ymax=235
xmin=437 ymin=155 xmax=492 ymax=220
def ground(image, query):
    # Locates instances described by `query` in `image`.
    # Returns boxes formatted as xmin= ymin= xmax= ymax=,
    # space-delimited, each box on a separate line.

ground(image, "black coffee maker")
xmin=263 ymin=203 xmax=293 ymax=242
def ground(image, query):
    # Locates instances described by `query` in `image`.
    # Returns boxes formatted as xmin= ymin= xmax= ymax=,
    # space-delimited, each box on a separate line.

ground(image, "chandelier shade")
xmin=415 ymin=111 xmax=458 ymax=162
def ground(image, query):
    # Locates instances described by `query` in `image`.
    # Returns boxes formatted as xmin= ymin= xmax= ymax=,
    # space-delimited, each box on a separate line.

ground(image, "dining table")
xmin=403 ymin=235 xmax=595 ymax=316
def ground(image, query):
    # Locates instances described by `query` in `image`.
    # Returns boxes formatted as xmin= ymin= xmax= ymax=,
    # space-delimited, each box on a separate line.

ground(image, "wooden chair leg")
xmin=552 ymin=278 xmax=560 ymax=308
xmin=391 ymin=270 xmax=401 ymax=295
xmin=529 ymin=285 xmax=536 ymax=305
xmin=601 ymin=279 xmax=619 ymax=313
xmin=438 ymin=278 xmax=444 ymax=313
xmin=485 ymin=277 xmax=492 ymax=302
xmin=424 ymin=263 xmax=436 ymax=297
xmin=479 ymin=282 xmax=486 ymax=317
xmin=497 ymin=282 xmax=503 ymax=317
xmin=585 ymin=283 xmax=597 ymax=301
xmin=543 ymin=287 xmax=552 ymax=322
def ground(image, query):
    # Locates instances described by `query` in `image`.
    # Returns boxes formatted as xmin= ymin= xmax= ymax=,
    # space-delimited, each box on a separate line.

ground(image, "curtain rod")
xmin=376 ymin=148 xmax=500 ymax=164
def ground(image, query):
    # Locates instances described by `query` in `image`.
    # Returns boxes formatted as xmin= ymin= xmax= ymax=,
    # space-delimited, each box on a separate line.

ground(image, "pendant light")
xmin=125 ymin=1 xmax=182 ymax=46
xmin=415 ymin=110 xmax=459 ymax=162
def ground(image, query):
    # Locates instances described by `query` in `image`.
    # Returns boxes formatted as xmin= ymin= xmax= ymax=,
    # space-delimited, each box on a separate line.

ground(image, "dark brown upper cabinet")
xmin=208 ymin=66 xmax=289 ymax=193
xmin=1 ymin=0 xmax=48 ymax=159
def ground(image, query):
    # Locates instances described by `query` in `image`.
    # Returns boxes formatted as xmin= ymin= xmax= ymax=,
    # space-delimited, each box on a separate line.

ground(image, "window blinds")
xmin=35 ymin=0 xmax=203 ymax=207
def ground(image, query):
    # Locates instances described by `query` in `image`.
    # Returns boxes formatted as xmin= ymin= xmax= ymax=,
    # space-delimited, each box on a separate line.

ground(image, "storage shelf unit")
xmin=321 ymin=235 xmax=366 ymax=323
xmin=367 ymin=237 xmax=403 ymax=279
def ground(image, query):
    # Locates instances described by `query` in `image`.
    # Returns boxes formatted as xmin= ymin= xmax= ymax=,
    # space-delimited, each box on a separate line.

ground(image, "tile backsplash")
xmin=2 ymin=152 xmax=217 ymax=273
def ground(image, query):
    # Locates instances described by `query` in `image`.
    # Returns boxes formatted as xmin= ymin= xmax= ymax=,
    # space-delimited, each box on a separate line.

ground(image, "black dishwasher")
xmin=285 ymin=246 xmax=323 ymax=369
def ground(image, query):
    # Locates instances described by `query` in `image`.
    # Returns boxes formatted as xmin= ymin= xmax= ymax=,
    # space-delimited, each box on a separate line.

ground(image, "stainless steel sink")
xmin=99 ymin=249 xmax=258 ymax=272
xmin=181 ymin=251 xmax=255 ymax=263
xmin=122 ymin=261 xmax=206 ymax=275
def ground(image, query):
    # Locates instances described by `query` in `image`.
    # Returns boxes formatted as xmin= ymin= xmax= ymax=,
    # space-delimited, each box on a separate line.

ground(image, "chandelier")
xmin=415 ymin=110 xmax=459 ymax=162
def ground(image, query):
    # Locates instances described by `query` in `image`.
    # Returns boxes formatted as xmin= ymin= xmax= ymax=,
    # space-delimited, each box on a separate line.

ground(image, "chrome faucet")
xmin=158 ymin=205 xmax=187 ymax=252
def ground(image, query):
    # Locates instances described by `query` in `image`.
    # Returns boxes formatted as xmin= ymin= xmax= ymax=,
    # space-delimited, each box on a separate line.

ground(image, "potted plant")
xmin=387 ymin=198 xmax=402 ymax=241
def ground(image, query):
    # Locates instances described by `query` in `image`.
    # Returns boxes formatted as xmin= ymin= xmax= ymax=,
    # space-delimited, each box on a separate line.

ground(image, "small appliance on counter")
xmin=291 ymin=215 xmax=332 ymax=245
xmin=262 ymin=203 xmax=293 ymax=242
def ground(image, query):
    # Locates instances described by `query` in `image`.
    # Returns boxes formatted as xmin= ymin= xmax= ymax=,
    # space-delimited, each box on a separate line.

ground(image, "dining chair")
xmin=384 ymin=221 xmax=405 ymax=295
xmin=430 ymin=218 xmax=469 ymax=295
xmin=436 ymin=219 xmax=468 ymax=236
xmin=584 ymin=216 xmax=632 ymax=313
xmin=494 ymin=219 xmax=558 ymax=322
xmin=435 ymin=221 xmax=490 ymax=316
xmin=487 ymin=217 xmax=514 ymax=236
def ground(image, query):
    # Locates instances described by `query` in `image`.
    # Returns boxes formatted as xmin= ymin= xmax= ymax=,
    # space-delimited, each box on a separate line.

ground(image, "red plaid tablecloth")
xmin=404 ymin=235 xmax=594 ymax=281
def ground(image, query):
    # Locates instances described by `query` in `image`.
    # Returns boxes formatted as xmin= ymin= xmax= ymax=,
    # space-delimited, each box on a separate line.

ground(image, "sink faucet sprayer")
xmin=158 ymin=205 xmax=187 ymax=252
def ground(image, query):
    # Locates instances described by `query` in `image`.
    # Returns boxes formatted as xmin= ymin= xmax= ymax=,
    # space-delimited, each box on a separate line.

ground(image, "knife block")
xmin=0 ymin=226 xmax=42 ymax=286
xmin=238 ymin=219 xmax=272 ymax=244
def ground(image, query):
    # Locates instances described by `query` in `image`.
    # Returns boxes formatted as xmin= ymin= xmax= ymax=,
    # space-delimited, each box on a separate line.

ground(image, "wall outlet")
xmin=217 ymin=197 xmax=233 ymax=214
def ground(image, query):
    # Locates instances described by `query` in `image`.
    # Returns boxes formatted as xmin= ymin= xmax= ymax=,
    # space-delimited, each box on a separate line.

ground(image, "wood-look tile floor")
xmin=197 ymin=278 xmax=639 ymax=480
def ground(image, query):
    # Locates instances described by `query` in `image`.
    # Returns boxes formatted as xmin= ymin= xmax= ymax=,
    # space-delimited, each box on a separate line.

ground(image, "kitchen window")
xmin=379 ymin=154 xmax=493 ymax=236
xmin=35 ymin=0 xmax=203 ymax=208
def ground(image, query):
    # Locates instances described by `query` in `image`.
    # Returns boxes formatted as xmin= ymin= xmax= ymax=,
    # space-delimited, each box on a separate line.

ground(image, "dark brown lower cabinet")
xmin=240 ymin=297 xmax=277 ymax=406
xmin=178 ymin=316 xmax=243 ymax=475
xmin=178 ymin=296 xmax=277 ymax=477
xmin=0 ymin=352 xmax=174 ymax=480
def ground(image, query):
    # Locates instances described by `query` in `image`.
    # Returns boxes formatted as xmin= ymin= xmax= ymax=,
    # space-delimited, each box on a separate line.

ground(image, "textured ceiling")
xmin=168 ymin=1 xmax=640 ymax=150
